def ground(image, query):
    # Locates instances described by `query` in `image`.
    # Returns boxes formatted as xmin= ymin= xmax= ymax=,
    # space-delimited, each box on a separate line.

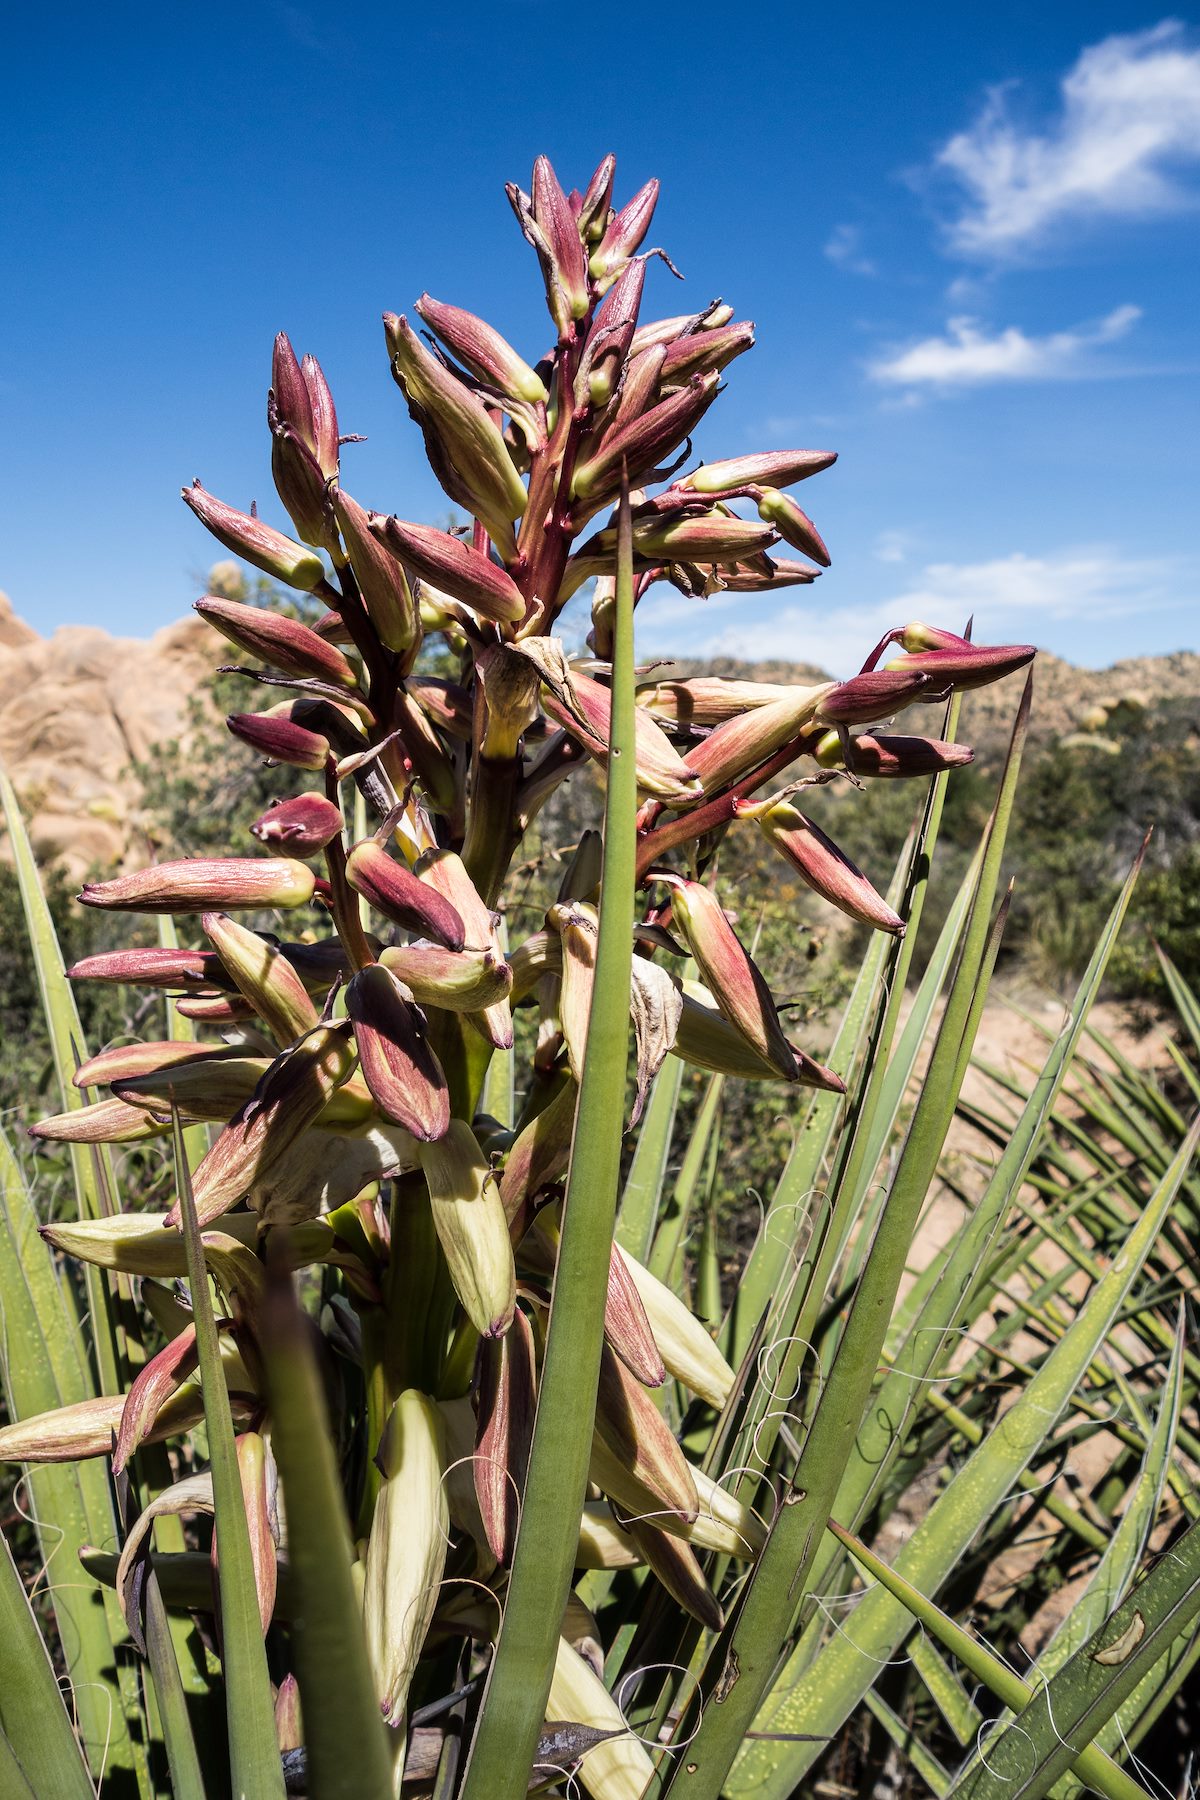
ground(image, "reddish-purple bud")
xmin=301 ymin=353 xmax=340 ymax=479
xmin=345 ymin=841 xmax=466 ymax=949
xmin=660 ymin=876 xmax=798 ymax=1082
xmin=580 ymin=258 xmax=645 ymax=407
xmin=227 ymin=710 xmax=331 ymax=770
xmin=415 ymin=294 xmax=548 ymax=406
xmin=345 ymin=963 xmax=450 ymax=1140
xmin=333 ymin=491 xmax=420 ymax=656
xmin=385 ymin=314 xmax=528 ymax=558
xmin=742 ymin=799 xmax=905 ymax=935
xmin=270 ymin=334 xmax=315 ymax=448
xmin=250 ymin=792 xmax=344 ymax=853
xmin=589 ymin=178 xmax=660 ymax=285
xmin=571 ymin=373 xmax=721 ymax=501
xmin=474 ymin=1307 xmax=537 ymax=1564
xmin=660 ymin=321 xmax=755 ymax=386
xmin=370 ymin=516 xmax=525 ymax=624
xmin=531 ymin=155 xmax=590 ymax=325
xmin=73 ymin=1040 xmax=245 ymax=1090
xmin=195 ymin=596 xmax=357 ymax=688
xmin=719 ymin=558 xmax=821 ymax=592
xmin=814 ymin=731 xmax=976 ymax=777
xmin=818 ymin=670 xmax=930 ymax=724
xmin=755 ymin=489 xmax=831 ymax=567
xmin=181 ymin=483 xmax=326 ymax=592
xmin=883 ymin=642 xmax=1036 ymax=692
xmin=577 ymin=154 xmax=617 ymax=243
xmin=681 ymin=450 xmax=838 ymax=494
xmin=67 ymin=946 xmax=232 ymax=991
xmin=78 ymin=857 xmax=316 ymax=915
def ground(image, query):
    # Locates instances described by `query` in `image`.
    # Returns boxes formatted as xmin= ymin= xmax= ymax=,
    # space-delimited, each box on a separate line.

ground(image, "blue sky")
xmin=2 ymin=1 xmax=1197 ymax=672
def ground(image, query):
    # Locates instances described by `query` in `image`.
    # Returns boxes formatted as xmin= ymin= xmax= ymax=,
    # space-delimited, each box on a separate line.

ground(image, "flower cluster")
xmin=18 ymin=154 xmax=1034 ymax=1742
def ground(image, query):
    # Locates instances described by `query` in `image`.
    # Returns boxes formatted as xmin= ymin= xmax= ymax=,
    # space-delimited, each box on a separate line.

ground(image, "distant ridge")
xmin=1 ymin=591 xmax=1196 ymax=876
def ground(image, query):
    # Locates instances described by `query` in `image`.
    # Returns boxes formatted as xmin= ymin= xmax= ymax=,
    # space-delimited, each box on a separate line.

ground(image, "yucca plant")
xmin=2 ymin=152 xmax=1195 ymax=1800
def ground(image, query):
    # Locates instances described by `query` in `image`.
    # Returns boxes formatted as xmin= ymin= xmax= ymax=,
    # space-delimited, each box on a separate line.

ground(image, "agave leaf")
xmin=174 ymin=1117 xmax=285 ymax=1799
xmin=259 ymin=1250 xmax=393 ymax=1797
xmin=647 ymin=1072 xmax=722 ymax=1288
xmin=459 ymin=485 xmax=638 ymax=1800
xmin=828 ymin=1521 xmax=1150 ymax=1800
xmin=0 ymin=1530 xmax=94 ymax=1799
xmin=738 ymin=1112 xmax=1199 ymax=1797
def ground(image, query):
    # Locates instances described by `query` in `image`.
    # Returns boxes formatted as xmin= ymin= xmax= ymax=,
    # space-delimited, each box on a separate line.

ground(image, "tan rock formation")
xmin=0 ymin=593 xmax=219 ymax=879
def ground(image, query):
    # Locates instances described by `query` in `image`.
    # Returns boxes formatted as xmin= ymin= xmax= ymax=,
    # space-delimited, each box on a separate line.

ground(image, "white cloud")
xmin=938 ymin=21 xmax=1200 ymax=256
xmin=637 ymin=549 xmax=1186 ymax=672
xmin=868 ymin=304 xmax=1140 ymax=387
xmin=824 ymin=223 xmax=877 ymax=276
xmin=873 ymin=530 xmax=912 ymax=564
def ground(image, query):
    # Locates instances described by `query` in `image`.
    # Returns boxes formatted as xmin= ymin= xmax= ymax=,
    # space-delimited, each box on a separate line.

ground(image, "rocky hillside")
xmin=1 ymin=588 xmax=1197 ymax=880
xmin=0 ymin=593 xmax=219 ymax=878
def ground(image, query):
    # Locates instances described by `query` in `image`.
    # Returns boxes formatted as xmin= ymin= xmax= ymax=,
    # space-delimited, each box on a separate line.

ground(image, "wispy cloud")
xmin=937 ymin=21 xmax=1200 ymax=257
xmin=638 ymin=549 xmax=1187 ymax=672
xmin=824 ymin=223 xmax=876 ymax=276
xmin=868 ymin=304 xmax=1140 ymax=388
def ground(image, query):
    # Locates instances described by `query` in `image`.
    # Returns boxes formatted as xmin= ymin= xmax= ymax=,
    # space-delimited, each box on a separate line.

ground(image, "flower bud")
xmin=275 ymin=1676 xmax=303 ymax=1756
xmin=670 ymin=682 xmax=835 ymax=800
xmin=30 ymin=1097 xmax=167 ymax=1143
xmin=571 ymin=372 xmax=721 ymax=502
xmin=345 ymin=841 xmax=466 ymax=949
xmin=531 ymin=155 xmax=590 ymax=324
xmin=332 ymin=491 xmax=420 ymax=656
xmin=385 ymin=314 xmax=528 ymax=558
xmin=546 ymin=1637 xmax=656 ymax=1800
xmin=67 ymin=945 xmax=232 ymax=992
xmin=227 ymin=710 xmax=331 ymax=770
xmin=78 ymin=857 xmax=316 ymax=915
xmin=576 ymin=1503 xmax=641 ymax=1570
xmin=497 ymin=1076 xmax=576 ymax=1236
xmin=270 ymin=333 xmax=315 ymax=449
xmin=744 ymin=800 xmax=905 ymax=935
xmin=577 ymin=153 xmax=617 ymax=243
xmin=660 ymin=321 xmax=755 ymax=386
xmin=249 ymin=792 xmax=344 ymax=853
xmin=660 ymin=877 xmax=797 ymax=1081
xmin=629 ymin=511 xmax=778 ymax=563
xmin=181 ymin=483 xmax=326 ymax=591
xmin=412 ymin=848 xmax=496 ymax=950
xmin=415 ymin=294 xmax=548 ymax=405
xmin=615 ymin=1248 xmax=735 ymax=1410
xmin=680 ymin=450 xmax=837 ymax=494
xmin=114 ymin=1056 xmax=271 ymax=1123
xmin=673 ymin=983 xmax=844 ymax=1091
xmin=112 ymin=1325 xmax=200 ymax=1474
xmin=625 ymin=1515 xmax=724 ymax=1632
xmin=196 ymin=595 xmax=357 ymax=688
xmin=474 ymin=1306 xmax=535 ymax=1564
xmin=370 ymin=516 xmax=525 ymax=624
xmin=416 ymin=1120 xmax=516 ymax=1338
xmin=73 ymin=1039 xmax=243 ymax=1090
xmin=813 ymin=730 xmax=975 ymax=777
xmin=595 ymin=1345 xmax=698 ymax=1523
xmin=202 ymin=912 xmax=320 ymax=1044
xmin=514 ymin=638 xmax=701 ymax=803
xmin=883 ymin=641 xmax=1036 ymax=691
xmin=817 ymin=669 xmax=930 ymax=724
xmin=605 ymin=1243 xmax=666 ymax=1388
xmin=169 ymin=1022 xmax=358 ymax=1228
xmin=589 ymin=1436 xmax=764 ymax=1556
xmin=579 ymin=257 xmax=645 ymax=407
xmin=755 ymin=489 xmax=831 ymax=567
xmin=588 ymin=176 xmax=660 ymax=285
xmin=268 ymin=404 xmax=329 ymax=547
xmin=637 ymin=676 xmax=801 ymax=725
xmin=379 ymin=943 xmax=513 ymax=1014
xmin=719 ymin=557 xmax=821 ymax=591
xmin=301 ymin=353 xmax=340 ymax=479
xmin=345 ymin=964 xmax=450 ymax=1141
xmin=363 ymin=1390 xmax=448 ymax=1727
xmin=0 ymin=1388 xmax=218 ymax=1466
xmin=629 ymin=307 xmax=732 ymax=357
